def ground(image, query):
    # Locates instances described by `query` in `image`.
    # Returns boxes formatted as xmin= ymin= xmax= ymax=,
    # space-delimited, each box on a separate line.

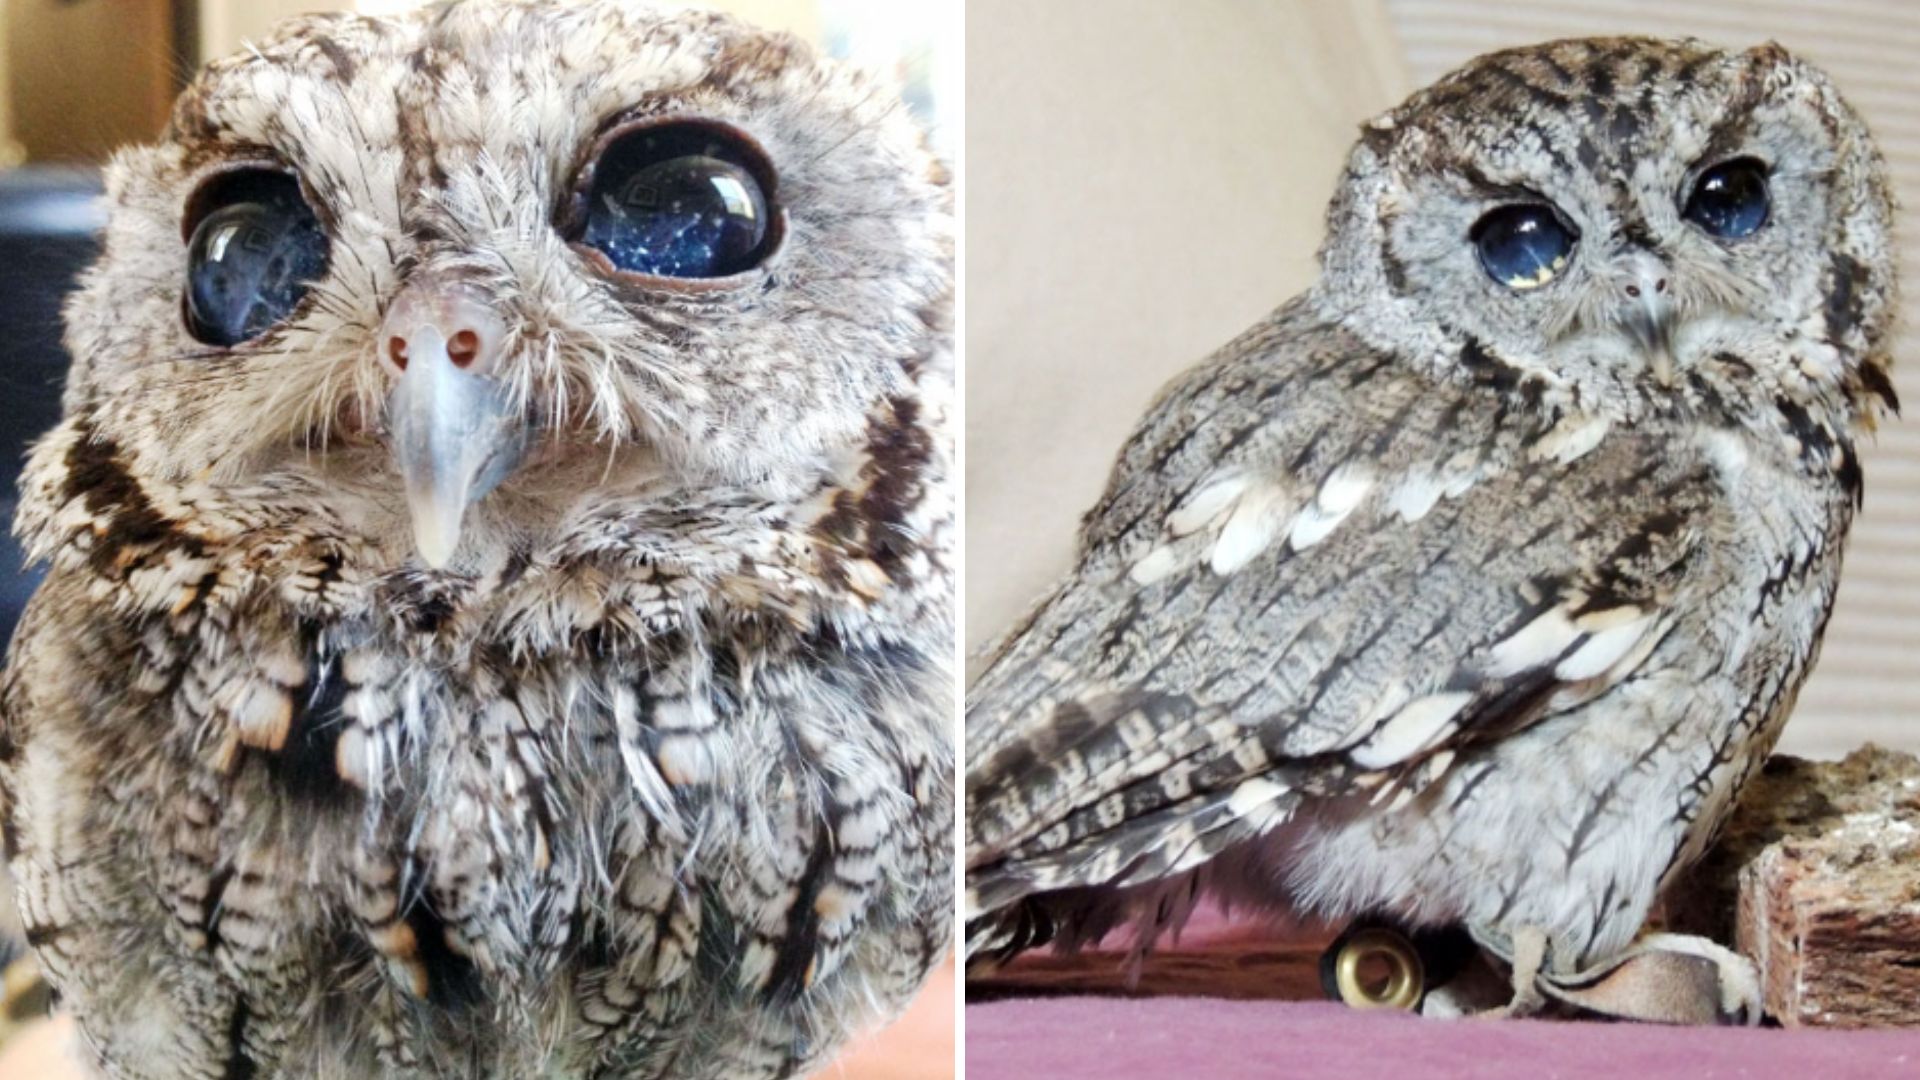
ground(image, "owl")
xmin=0 ymin=2 xmax=952 ymax=1077
xmin=967 ymin=37 xmax=1895 ymax=1023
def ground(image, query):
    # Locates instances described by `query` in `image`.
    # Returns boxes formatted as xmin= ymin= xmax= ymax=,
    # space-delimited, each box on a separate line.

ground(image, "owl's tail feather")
xmin=965 ymin=783 xmax=1301 ymax=965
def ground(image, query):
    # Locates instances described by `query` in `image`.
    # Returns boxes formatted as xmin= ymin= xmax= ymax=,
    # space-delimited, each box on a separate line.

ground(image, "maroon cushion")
xmin=966 ymin=996 xmax=1920 ymax=1079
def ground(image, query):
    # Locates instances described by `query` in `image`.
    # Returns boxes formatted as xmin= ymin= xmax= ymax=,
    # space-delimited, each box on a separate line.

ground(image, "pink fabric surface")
xmin=966 ymin=997 xmax=1920 ymax=1079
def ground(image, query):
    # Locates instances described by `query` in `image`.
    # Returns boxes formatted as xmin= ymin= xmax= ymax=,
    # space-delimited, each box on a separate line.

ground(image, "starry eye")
xmin=1471 ymin=204 xmax=1577 ymax=291
xmin=574 ymin=121 xmax=780 ymax=280
xmin=183 ymin=170 xmax=329 ymax=347
xmin=1683 ymin=157 xmax=1771 ymax=240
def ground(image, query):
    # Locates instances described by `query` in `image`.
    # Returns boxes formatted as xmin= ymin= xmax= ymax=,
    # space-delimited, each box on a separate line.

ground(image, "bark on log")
xmin=1673 ymin=745 xmax=1920 ymax=1028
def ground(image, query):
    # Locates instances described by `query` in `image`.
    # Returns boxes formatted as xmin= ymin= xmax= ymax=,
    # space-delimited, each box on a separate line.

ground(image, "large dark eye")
xmin=1471 ymin=204 xmax=1577 ymax=290
xmin=183 ymin=170 xmax=328 ymax=347
xmin=1684 ymin=157 xmax=1770 ymax=239
xmin=576 ymin=122 xmax=779 ymax=279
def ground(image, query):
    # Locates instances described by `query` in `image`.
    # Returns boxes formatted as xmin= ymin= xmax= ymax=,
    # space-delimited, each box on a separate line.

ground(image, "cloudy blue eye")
xmin=1684 ymin=158 xmax=1770 ymax=240
xmin=183 ymin=171 xmax=328 ymax=347
xmin=579 ymin=123 xmax=778 ymax=279
xmin=1471 ymin=204 xmax=1577 ymax=291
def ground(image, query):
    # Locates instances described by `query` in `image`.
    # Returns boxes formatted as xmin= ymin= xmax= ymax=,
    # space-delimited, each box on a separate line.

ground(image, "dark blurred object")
xmin=0 ymin=166 xmax=103 ymax=649
xmin=6 ymin=0 xmax=191 ymax=164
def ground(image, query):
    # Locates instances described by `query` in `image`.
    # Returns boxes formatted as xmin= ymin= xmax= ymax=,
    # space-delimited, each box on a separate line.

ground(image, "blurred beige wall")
xmin=199 ymin=0 xmax=317 ymax=59
xmin=964 ymin=0 xmax=1406 ymax=666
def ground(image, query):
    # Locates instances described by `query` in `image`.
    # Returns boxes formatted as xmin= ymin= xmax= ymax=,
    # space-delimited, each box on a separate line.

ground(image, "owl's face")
xmin=60 ymin=0 xmax=949 ymax=568
xmin=1317 ymin=38 xmax=1895 ymax=422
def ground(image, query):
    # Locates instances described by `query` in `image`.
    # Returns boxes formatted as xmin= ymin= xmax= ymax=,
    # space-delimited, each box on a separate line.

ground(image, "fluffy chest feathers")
xmin=1 ymin=409 xmax=952 ymax=1078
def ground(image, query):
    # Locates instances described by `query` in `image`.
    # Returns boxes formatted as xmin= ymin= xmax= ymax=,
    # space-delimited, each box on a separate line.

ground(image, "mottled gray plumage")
xmin=1 ymin=2 xmax=952 ymax=1077
xmin=967 ymin=37 xmax=1894 ymax=1017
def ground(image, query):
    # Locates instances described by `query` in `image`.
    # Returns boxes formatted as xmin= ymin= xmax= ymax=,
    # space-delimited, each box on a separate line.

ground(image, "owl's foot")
xmin=1498 ymin=925 xmax=1550 ymax=1017
xmin=1534 ymin=932 xmax=1761 ymax=1025
xmin=1458 ymin=925 xmax=1761 ymax=1025
xmin=1445 ymin=924 xmax=1548 ymax=1020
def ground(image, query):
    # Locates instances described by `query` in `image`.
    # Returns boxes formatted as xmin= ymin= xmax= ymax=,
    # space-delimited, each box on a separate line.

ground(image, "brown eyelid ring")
xmin=557 ymin=113 xmax=788 ymax=294
xmin=178 ymin=153 xmax=327 ymax=242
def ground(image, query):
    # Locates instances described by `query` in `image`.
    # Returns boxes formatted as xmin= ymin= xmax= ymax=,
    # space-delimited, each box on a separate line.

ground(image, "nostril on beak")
xmin=385 ymin=328 xmax=482 ymax=373
xmin=379 ymin=281 xmax=506 ymax=382
xmin=447 ymin=329 xmax=481 ymax=369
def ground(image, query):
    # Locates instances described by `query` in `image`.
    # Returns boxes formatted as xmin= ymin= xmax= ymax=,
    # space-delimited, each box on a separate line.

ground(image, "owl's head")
xmin=52 ymin=0 xmax=949 ymax=570
xmin=1315 ymin=37 xmax=1895 ymax=424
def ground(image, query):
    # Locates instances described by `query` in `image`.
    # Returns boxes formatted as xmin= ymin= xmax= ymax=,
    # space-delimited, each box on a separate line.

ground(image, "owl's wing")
xmin=965 ymin=311 xmax=1721 ymax=924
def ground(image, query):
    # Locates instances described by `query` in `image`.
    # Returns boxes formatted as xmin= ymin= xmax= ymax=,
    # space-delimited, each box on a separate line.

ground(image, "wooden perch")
xmin=967 ymin=930 xmax=1328 ymax=1001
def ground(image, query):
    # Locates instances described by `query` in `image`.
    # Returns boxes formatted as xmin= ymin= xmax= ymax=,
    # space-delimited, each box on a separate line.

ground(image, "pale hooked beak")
xmin=380 ymin=280 xmax=528 ymax=569
xmin=1616 ymin=251 xmax=1677 ymax=388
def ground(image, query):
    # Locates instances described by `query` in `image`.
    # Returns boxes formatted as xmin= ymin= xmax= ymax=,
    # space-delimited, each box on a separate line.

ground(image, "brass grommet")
xmin=1333 ymin=927 xmax=1425 ymax=1010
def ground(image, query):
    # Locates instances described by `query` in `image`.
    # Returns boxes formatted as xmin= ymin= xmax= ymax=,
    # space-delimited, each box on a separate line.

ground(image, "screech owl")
xmin=967 ymin=37 xmax=1895 ymax=1021
xmin=0 ymin=2 xmax=952 ymax=1077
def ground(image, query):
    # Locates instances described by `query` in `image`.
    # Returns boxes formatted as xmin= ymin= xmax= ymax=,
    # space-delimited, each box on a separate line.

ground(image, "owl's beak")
xmin=1616 ymin=252 xmax=1677 ymax=388
xmin=380 ymin=283 xmax=529 ymax=569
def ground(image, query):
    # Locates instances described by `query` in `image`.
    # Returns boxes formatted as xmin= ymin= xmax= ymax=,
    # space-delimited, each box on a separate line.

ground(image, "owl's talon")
xmin=1469 ymin=924 xmax=1549 ymax=1020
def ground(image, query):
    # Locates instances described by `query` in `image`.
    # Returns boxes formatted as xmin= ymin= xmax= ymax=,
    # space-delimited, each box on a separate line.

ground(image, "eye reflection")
xmin=1471 ymin=204 xmax=1577 ymax=290
xmin=577 ymin=124 xmax=777 ymax=279
xmin=182 ymin=171 xmax=329 ymax=347
xmin=1684 ymin=158 xmax=1770 ymax=240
